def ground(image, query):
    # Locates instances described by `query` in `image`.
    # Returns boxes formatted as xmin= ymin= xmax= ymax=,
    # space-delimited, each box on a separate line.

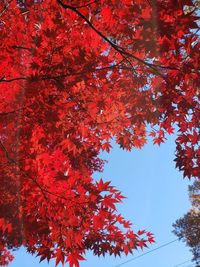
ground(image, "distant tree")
xmin=173 ymin=181 xmax=200 ymax=266
xmin=0 ymin=0 xmax=199 ymax=266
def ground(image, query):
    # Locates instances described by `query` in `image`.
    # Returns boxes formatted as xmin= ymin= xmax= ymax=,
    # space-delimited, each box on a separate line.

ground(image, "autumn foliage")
xmin=0 ymin=0 xmax=199 ymax=266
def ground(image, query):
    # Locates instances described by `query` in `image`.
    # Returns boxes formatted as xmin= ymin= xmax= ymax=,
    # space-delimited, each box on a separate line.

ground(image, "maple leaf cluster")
xmin=0 ymin=0 xmax=199 ymax=266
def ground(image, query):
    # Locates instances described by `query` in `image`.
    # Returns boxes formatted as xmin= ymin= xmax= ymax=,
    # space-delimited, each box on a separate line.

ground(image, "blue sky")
xmin=10 ymin=134 xmax=194 ymax=267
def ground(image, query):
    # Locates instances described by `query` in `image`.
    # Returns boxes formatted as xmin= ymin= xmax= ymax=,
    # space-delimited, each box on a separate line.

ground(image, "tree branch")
xmin=0 ymin=77 xmax=27 ymax=82
xmin=0 ymin=0 xmax=13 ymax=17
xmin=56 ymin=0 xmax=179 ymax=78
xmin=0 ymin=61 xmax=135 ymax=83
xmin=73 ymin=0 xmax=97 ymax=9
xmin=11 ymin=45 xmax=32 ymax=52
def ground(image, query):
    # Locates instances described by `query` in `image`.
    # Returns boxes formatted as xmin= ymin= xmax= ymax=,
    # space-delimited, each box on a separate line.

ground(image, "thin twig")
xmin=0 ymin=61 xmax=134 ymax=83
xmin=74 ymin=0 xmax=97 ymax=9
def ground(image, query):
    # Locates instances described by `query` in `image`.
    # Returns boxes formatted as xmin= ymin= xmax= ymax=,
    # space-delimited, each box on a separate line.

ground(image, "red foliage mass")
xmin=0 ymin=0 xmax=199 ymax=265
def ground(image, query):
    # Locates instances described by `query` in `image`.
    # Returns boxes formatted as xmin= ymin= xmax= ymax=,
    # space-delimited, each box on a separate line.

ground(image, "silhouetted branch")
xmin=56 ymin=0 xmax=180 ymax=79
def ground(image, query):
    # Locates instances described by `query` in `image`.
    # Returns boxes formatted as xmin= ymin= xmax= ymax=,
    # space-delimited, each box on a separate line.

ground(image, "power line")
xmin=114 ymin=238 xmax=179 ymax=267
xmin=174 ymin=259 xmax=192 ymax=267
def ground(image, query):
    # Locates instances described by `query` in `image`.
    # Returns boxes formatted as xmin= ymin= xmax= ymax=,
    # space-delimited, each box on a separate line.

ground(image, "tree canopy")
xmin=0 ymin=0 xmax=199 ymax=266
xmin=173 ymin=181 xmax=200 ymax=266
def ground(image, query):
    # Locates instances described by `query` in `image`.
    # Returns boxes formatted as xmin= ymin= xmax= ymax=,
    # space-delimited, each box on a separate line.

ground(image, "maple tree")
xmin=0 ymin=0 xmax=199 ymax=266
